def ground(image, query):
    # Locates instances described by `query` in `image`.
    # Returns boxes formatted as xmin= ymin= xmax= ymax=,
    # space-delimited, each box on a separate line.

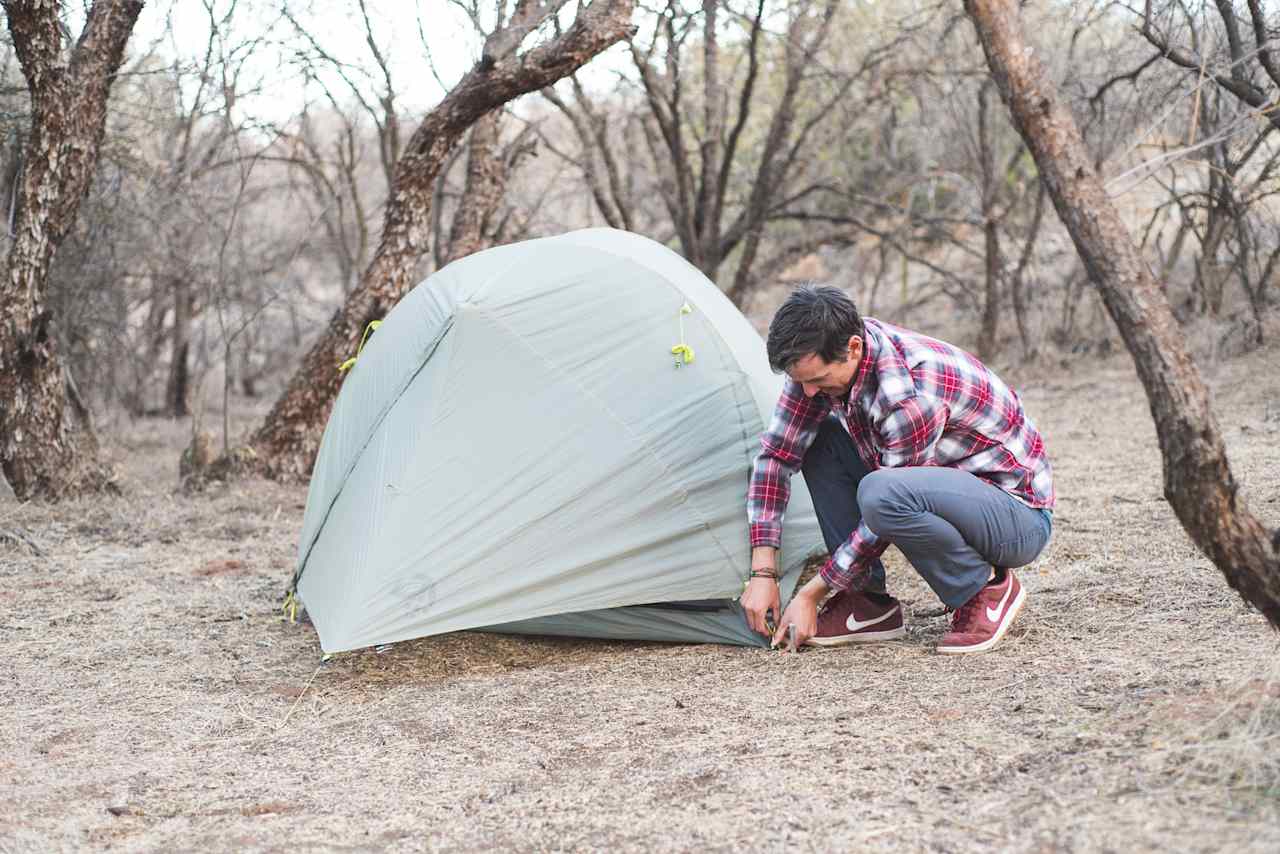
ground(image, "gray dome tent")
xmin=293 ymin=228 xmax=822 ymax=653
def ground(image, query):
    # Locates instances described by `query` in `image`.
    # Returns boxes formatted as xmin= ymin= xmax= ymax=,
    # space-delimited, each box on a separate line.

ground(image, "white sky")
xmin=128 ymin=0 xmax=628 ymax=122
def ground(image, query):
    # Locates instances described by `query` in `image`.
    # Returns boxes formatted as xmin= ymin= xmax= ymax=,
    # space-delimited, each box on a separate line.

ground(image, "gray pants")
xmin=801 ymin=417 xmax=1052 ymax=607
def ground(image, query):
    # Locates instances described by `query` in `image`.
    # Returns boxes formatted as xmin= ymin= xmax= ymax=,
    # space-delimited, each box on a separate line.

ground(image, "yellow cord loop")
xmin=671 ymin=303 xmax=695 ymax=367
xmin=282 ymin=590 xmax=299 ymax=624
xmin=338 ymin=320 xmax=383 ymax=373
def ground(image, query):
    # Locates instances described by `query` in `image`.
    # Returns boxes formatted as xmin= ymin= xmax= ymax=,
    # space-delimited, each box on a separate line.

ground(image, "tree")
xmin=232 ymin=0 xmax=636 ymax=481
xmin=0 ymin=0 xmax=144 ymax=500
xmin=810 ymin=16 xmax=1046 ymax=361
xmin=544 ymin=0 xmax=918 ymax=307
xmin=40 ymin=1 xmax=301 ymax=441
xmin=964 ymin=0 xmax=1280 ymax=626
xmin=1138 ymin=1 xmax=1280 ymax=135
xmin=274 ymin=0 xmax=401 ymax=296
xmin=793 ymin=2 xmax=1111 ymax=359
xmin=1130 ymin=2 xmax=1280 ymax=340
xmin=434 ymin=110 xmax=538 ymax=266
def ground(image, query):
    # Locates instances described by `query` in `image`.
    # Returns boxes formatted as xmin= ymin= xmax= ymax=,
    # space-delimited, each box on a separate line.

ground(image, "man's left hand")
xmin=771 ymin=583 xmax=823 ymax=651
xmin=741 ymin=576 xmax=781 ymax=637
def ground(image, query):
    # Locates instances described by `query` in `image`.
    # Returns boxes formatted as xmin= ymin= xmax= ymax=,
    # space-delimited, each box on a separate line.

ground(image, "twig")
xmin=0 ymin=528 xmax=45 ymax=556
xmin=277 ymin=663 xmax=323 ymax=730
xmin=1188 ymin=35 xmax=1209 ymax=146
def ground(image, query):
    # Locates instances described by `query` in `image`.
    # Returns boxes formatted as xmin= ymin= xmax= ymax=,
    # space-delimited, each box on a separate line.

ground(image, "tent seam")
xmin=296 ymin=245 xmax=539 ymax=599
xmin=293 ymin=317 xmax=455 ymax=595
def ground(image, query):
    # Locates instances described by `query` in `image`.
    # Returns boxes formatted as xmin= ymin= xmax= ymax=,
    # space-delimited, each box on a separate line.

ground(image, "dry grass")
xmin=1151 ymin=654 xmax=1280 ymax=797
xmin=3 ymin=338 xmax=1280 ymax=852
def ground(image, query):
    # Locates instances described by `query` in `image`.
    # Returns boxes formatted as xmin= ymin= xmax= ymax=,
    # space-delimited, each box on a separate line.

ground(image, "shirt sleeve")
xmin=821 ymin=522 xmax=890 ymax=591
xmin=747 ymin=380 xmax=830 ymax=549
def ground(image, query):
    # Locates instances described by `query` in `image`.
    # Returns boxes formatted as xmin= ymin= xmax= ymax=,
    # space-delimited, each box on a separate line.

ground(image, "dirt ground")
xmin=3 ymin=338 xmax=1280 ymax=853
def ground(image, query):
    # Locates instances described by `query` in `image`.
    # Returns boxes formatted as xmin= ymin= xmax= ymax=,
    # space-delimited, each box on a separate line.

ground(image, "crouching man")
xmin=741 ymin=286 xmax=1055 ymax=654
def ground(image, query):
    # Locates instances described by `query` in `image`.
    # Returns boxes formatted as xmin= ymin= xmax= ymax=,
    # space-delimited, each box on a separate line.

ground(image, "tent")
xmin=292 ymin=228 xmax=822 ymax=653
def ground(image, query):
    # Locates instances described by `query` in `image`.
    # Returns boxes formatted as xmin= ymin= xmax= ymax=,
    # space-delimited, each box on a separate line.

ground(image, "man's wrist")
xmin=797 ymin=574 xmax=830 ymax=602
xmin=750 ymin=545 xmax=778 ymax=574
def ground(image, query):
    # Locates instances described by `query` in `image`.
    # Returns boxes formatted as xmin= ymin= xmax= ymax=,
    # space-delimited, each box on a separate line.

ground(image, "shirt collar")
xmin=834 ymin=321 xmax=877 ymax=404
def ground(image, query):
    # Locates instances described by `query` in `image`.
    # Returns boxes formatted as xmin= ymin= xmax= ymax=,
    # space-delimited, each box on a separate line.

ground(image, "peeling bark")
xmin=965 ymin=0 xmax=1280 ymax=627
xmin=0 ymin=0 xmax=144 ymax=500
xmin=443 ymin=111 xmax=504 ymax=265
xmin=439 ymin=110 xmax=535 ymax=266
xmin=244 ymin=0 xmax=635 ymax=481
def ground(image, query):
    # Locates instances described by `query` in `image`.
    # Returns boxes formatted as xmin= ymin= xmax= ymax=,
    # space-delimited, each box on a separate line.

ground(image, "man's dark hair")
xmin=766 ymin=285 xmax=865 ymax=372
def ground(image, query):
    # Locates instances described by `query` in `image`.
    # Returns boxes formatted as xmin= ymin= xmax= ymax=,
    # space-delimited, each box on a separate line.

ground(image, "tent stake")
xmin=278 ymin=663 xmax=323 ymax=730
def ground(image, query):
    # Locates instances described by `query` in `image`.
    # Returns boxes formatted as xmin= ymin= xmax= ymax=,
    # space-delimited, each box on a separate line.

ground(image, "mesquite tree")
xmin=544 ymin=0 xmax=907 ymax=307
xmin=1135 ymin=1 xmax=1279 ymax=337
xmin=0 ymin=0 xmax=144 ymax=500
xmin=228 ymin=0 xmax=635 ymax=481
xmin=964 ymin=0 xmax=1280 ymax=627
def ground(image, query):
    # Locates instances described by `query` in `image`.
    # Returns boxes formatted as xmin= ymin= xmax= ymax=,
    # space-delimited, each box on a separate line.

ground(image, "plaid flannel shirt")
xmin=748 ymin=317 xmax=1055 ymax=592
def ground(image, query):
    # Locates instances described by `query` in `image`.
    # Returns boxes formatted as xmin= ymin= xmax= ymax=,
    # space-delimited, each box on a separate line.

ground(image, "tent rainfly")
xmin=292 ymin=228 xmax=822 ymax=653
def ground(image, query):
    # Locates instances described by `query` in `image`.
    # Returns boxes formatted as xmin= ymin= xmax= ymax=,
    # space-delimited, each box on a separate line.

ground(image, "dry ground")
xmin=3 ymin=340 xmax=1280 ymax=853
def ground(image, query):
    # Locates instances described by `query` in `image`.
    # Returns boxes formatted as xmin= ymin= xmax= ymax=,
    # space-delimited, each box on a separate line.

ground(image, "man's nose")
xmin=802 ymin=383 xmax=819 ymax=398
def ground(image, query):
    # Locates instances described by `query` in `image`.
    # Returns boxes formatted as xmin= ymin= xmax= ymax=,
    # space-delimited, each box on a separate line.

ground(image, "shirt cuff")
xmin=820 ymin=556 xmax=865 ymax=592
xmin=749 ymin=522 xmax=782 ymax=549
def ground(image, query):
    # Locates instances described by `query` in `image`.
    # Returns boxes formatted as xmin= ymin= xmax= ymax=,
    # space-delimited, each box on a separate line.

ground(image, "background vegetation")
xmin=2 ymin=0 xmax=1275 ymax=432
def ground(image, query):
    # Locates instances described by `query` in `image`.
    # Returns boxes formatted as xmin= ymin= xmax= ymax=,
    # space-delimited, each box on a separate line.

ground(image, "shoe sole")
xmin=805 ymin=625 xmax=907 ymax=647
xmin=936 ymin=586 xmax=1026 ymax=655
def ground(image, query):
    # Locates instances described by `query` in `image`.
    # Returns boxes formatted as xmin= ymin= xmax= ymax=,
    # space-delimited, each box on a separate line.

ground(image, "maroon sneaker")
xmin=805 ymin=590 xmax=906 ymax=646
xmin=937 ymin=569 xmax=1026 ymax=654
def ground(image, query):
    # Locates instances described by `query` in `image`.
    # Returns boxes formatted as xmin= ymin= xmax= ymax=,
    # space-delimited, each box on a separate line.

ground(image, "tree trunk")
xmin=166 ymin=278 xmax=193 ymax=417
xmin=0 ymin=0 xmax=144 ymax=500
xmin=442 ymin=111 xmax=538 ymax=266
xmin=239 ymin=342 xmax=260 ymax=399
xmin=241 ymin=0 xmax=635 ymax=481
xmin=168 ymin=339 xmax=190 ymax=417
xmin=964 ymin=0 xmax=1280 ymax=627
xmin=979 ymin=217 xmax=1002 ymax=361
xmin=977 ymin=82 xmax=1001 ymax=362
xmin=1010 ymin=182 xmax=1046 ymax=360
xmin=442 ymin=111 xmax=505 ymax=266
xmin=1195 ymin=171 xmax=1230 ymax=317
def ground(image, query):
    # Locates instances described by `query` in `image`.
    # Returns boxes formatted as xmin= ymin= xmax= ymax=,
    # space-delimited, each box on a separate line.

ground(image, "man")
xmin=741 ymin=286 xmax=1054 ymax=654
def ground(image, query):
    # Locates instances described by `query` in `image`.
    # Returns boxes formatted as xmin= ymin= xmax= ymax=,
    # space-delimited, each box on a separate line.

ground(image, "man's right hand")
xmin=741 ymin=575 xmax=781 ymax=637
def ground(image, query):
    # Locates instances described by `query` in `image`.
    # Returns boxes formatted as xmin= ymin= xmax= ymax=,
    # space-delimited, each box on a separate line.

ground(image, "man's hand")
xmin=741 ymin=576 xmax=780 ymax=637
xmin=771 ymin=576 xmax=829 ymax=651
xmin=742 ymin=546 xmax=781 ymax=637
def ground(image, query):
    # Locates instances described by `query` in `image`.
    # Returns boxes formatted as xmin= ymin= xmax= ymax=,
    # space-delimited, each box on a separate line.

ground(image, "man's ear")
xmin=846 ymin=335 xmax=863 ymax=363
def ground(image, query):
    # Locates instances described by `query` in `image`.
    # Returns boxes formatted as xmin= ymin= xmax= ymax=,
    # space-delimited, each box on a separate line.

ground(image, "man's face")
xmin=786 ymin=336 xmax=863 ymax=399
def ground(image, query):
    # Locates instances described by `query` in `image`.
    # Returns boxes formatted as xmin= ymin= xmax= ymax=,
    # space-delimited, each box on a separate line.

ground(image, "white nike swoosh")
xmin=846 ymin=606 xmax=900 ymax=632
xmin=986 ymin=584 xmax=1013 ymax=622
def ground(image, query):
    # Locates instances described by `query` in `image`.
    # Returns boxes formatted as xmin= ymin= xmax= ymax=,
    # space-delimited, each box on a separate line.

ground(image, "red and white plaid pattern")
xmin=748 ymin=318 xmax=1055 ymax=592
